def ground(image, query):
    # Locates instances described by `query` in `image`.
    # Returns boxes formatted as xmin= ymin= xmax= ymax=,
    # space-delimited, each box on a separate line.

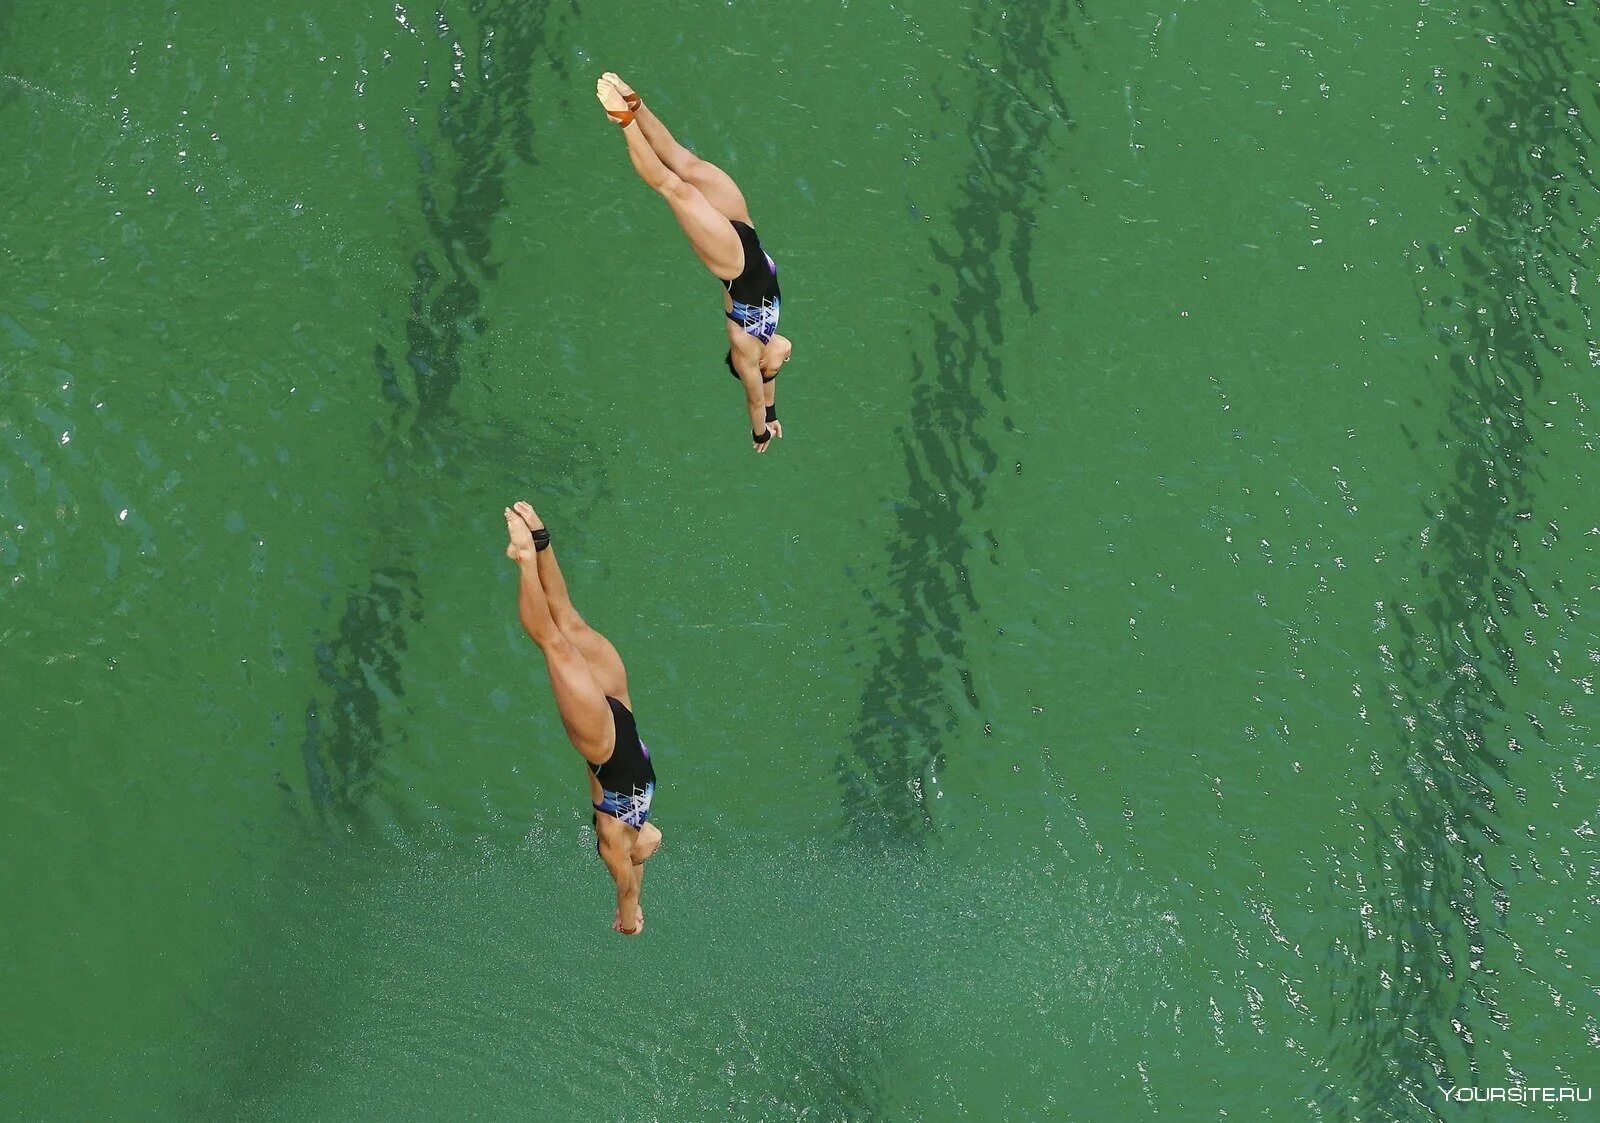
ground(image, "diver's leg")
xmin=510 ymin=502 xmax=630 ymax=704
xmin=505 ymin=507 xmax=616 ymax=765
xmin=603 ymin=72 xmax=751 ymax=223
xmin=599 ymin=79 xmax=743 ymax=280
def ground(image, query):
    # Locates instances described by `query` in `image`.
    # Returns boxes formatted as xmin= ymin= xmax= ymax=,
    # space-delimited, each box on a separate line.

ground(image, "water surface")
xmin=2 ymin=1 xmax=1596 ymax=1119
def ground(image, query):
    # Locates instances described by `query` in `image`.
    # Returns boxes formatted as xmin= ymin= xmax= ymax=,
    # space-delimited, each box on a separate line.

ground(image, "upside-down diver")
xmin=596 ymin=71 xmax=792 ymax=452
xmin=504 ymin=501 xmax=662 ymax=935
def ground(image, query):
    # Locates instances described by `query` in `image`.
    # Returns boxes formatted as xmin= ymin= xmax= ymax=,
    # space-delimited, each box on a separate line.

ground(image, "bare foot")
xmin=601 ymin=72 xmax=637 ymax=105
xmin=613 ymin=905 xmax=645 ymax=936
xmin=633 ymin=822 xmax=663 ymax=864
xmin=596 ymin=76 xmax=629 ymax=119
xmin=503 ymin=506 xmax=536 ymax=563
xmin=512 ymin=500 xmax=545 ymax=535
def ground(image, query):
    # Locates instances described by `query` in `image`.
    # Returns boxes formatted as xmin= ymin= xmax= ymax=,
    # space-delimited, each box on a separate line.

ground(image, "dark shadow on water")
xmin=296 ymin=0 xmax=578 ymax=829
xmin=193 ymin=2 xmax=581 ymax=1112
xmin=1320 ymin=3 xmax=1595 ymax=1118
xmin=843 ymin=0 xmax=1083 ymax=844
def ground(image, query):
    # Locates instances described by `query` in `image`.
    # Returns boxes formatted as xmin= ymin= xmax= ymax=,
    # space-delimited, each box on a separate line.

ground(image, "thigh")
xmin=542 ymin=637 xmax=617 ymax=765
xmin=682 ymin=157 xmax=751 ymax=225
xmin=567 ymin=621 xmax=630 ymax=707
xmin=663 ymin=178 xmax=744 ymax=280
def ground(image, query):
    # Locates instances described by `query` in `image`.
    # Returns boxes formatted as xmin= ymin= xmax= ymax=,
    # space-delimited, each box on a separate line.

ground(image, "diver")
xmin=596 ymin=72 xmax=792 ymax=452
xmin=503 ymin=501 xmax=662 ymax=936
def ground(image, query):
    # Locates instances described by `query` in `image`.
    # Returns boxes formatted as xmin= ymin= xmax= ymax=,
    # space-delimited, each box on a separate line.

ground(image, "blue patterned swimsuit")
xmin=724 ymin=220 xmax=781 ymax=343
xmin=590 ymin=696 xmax=655 ymax=828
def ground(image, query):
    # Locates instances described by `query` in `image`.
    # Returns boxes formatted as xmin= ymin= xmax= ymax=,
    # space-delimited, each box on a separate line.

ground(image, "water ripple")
xmin=1322 ymin=3 xmax=1598 ymax=1116
xmin=842 ymin=0 xmax=1083 ymax=843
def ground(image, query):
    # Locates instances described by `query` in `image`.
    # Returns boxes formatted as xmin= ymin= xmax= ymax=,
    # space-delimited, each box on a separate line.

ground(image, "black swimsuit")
xmin=724 ymin=220 xmax=781 ymax=343
xmin=590 ymin=697 xmax=655 ymax=828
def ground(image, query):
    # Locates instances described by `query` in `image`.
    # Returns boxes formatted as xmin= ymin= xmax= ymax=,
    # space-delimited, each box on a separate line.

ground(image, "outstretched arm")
xmin=730 ymin=345 xmax=773 ymax=451
xmin=599 ymin=835 xmax=641 ymax=933
xmin=758 ymin=334 xmax=790 ymax=439
xmin=760 ymin=360 xmax=781 ymax=440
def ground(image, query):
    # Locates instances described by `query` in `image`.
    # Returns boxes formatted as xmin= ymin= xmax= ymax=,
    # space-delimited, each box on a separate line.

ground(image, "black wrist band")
xmin=531 ymin=527 xmax=551 ymax=552
xmin=765 ymin=404 xmax=777 ymax=423
xmin=753 ymin=428 xmax=771 ymax=445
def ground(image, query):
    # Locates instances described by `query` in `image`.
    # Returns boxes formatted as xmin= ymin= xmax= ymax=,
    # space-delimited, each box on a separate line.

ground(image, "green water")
xmin=3 ymin=0 xmax=1597 ymax=1119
